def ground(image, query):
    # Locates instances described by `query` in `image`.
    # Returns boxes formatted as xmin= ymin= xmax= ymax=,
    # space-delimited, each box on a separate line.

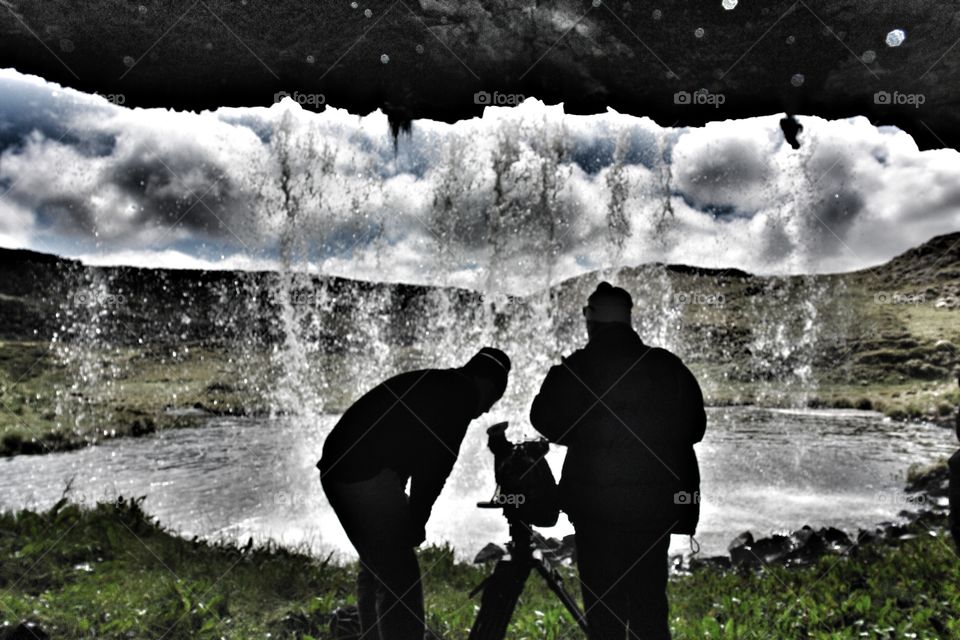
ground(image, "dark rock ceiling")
xmin=1 ymin=0 xmax=958 ymax=149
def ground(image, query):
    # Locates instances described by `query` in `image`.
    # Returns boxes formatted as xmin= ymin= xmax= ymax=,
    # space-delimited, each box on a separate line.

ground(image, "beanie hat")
xmin=585 ymin=282 xmax=633 ymax=323
xmin=462 ymin=347 xmax=511 ymax=396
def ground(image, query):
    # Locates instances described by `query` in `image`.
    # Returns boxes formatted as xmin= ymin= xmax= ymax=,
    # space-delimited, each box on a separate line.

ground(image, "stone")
xmin=473 ymin=542 xmax=506 ymax=564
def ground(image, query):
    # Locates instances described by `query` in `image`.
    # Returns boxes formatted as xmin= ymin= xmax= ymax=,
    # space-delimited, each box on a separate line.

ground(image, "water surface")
xmin=0 ymin=407 xmax=953 ymax=560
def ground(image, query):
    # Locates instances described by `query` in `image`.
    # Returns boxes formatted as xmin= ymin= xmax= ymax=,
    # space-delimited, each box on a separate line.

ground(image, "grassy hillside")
xmin=1 ymin=498 xmax=957 ymax=639
xmin=0 ymin=232 xmax=957 ymax=456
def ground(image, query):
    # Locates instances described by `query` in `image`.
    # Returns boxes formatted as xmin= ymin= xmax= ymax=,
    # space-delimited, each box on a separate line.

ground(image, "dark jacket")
xmin=318 ymin=368 xmax=479 ymax=530
xmin=530 ymin=324 xmax=706 ymax=534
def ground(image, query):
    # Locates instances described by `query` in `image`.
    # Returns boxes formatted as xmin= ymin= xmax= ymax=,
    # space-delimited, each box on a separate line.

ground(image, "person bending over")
xmin=318 ymin=347 xmax=511 ymax=640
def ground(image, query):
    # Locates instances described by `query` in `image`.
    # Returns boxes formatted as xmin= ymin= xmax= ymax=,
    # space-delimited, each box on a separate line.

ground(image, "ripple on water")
xmin=0 ymin=407 xmax=953 ymax=560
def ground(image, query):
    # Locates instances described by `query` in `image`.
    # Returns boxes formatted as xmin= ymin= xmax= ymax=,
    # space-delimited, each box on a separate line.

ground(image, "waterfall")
xmin=40 ymin=107 xmax=862 ymax=448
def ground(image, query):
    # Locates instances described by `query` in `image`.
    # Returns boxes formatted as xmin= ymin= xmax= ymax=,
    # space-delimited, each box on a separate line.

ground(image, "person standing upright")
xmin=530 ymin=282 xmax=706 ymax=640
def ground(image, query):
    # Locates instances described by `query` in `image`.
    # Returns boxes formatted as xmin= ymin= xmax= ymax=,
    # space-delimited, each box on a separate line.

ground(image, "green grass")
xmin=1 ymin=264 xmax=957 ymax=457
xmin=0 ymin=341 xmax=268 ymax=456
xmin=2 ymin=333 xmax=957 ymax=458
xmin=2 ymin=500 xmax=959 ymax=639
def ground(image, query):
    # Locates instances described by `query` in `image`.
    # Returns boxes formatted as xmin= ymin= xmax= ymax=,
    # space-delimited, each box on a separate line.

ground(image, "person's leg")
xmin=623 ymin=531 xmax=671 ymax=640
xmin=366 ymin=541 xmax=423 ymax=640
xmin=322 ymin=470 xmax=424 ymax=640
xmin=575 ymin=523 xmax=631 ymax=640
xmin=355 ymin=562 xmax=380 ymax=639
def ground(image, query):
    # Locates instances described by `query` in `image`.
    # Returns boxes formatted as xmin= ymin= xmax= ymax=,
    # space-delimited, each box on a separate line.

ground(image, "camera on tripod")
xmin=467 ymin=422 xmax=587 ymax=639
xmin=477 ymin=423 xmax=560 ymax=531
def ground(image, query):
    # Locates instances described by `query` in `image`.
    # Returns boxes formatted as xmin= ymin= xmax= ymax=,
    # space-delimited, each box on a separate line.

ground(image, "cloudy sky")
xmin=1 ymin=68 xmax=958 ymax=294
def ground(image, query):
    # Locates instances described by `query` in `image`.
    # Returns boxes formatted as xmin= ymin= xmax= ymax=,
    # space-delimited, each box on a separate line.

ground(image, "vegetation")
xmin=1 ymin=499 xmax=958 ymax=639
xmin=1 ymin=232 xmax=958 ymax=456
xmin=0 ymin=341 xmax=263 ymax=456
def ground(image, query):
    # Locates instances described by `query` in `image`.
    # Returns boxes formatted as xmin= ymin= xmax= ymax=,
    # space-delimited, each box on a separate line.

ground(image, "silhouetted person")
xmin=530 ymin=283 xmax=705 ymax=640
xmin=318 ymin=348 xmax=511 ymax=640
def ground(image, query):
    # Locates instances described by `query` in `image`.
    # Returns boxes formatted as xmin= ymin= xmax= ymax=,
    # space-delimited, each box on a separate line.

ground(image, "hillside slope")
xmin=0 ymin=232 xmax=957 ymax=456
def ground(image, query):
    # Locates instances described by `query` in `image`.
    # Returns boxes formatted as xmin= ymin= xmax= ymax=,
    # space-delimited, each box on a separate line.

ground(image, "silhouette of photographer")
xmin=531 ymin=282 xmax=706 ymax=640
xmin=318 ymin=347 xmax=511 ymax=640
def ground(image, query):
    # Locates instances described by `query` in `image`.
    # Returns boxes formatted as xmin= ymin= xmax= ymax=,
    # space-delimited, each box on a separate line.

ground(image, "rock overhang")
xmin=0 ymin=0 xmax=957 ymax=149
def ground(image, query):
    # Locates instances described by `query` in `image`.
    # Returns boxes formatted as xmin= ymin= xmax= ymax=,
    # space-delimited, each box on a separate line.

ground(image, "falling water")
xmin=29 ymin=106 xmax=905 ymax=560
xmin=40 ymin=108 xmax=862 ymax=429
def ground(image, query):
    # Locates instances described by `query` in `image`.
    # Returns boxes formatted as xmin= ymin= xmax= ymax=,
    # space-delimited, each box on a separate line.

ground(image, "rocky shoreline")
xmin=471 ymin=459 xmax=955 ymax=576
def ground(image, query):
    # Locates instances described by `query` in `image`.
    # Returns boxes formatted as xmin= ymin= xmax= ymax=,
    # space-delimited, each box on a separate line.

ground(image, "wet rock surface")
xmin=1 ymin=1 xmax=959 ymax=150
xmin=716 ymin=468 xmax=952 ymax=572
xmin=478 ymin=460 xmax=954 ymax=575
xmin=473 ymin=531 xmax=577 ymax=564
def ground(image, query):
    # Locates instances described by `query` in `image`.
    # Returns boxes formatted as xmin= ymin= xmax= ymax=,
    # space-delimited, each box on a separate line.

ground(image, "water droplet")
xmin=138 ymin=5 xmax=147 ymax=14
xmin=722 ymin=0 xmax=738 ymax=9
xmin=415 ymin=44 xmax=424 ymax=54
xmin=350 ymin=1 xmax=358 ymax=7
xmin=652 ymin=9 xmax=662 ymax=20
xmin=380 ymin=53 xmax=390 ymax=64
xmin=694 ymin=27 xmax=705 ymax=38
xmin=786 ymin=35 xmax=796 ymax=45
xmin=885 ymin=29 xmax=905 ymax=47
xmin=122 ymin=55 xmax=135 ymax=67
xmin=306 ymin=54 xmax=315 ymax=64
xmin=204 ymin=42 xmax=213 ymax=51
xmin=861 ymin=50 xmax=876 ymax=63
xmin=59 ymin=38 xmax=74 ymax=52
xmin=790 ymin=73 xmax=805 ymax=87
xmin=364 ymin=8 xmax=373 ymax=17
xmin=592 ymin=0 xmax=602 ymax=7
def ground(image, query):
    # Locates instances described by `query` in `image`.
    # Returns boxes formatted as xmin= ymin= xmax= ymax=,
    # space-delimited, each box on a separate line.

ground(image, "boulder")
xmin=473 ymin=542 xmax=506 ymax=564
xmin=784 ymin=526 xmax=826 ymax=566
xmin=727 ymin=530 xmax=754 ymax=552
xmin=329 ymin=605 xmax=362 ymax=640
xmin=689 ymin=555 xmax=733 ymax=571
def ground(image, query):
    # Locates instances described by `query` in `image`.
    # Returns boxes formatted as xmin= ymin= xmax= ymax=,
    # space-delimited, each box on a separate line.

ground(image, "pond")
xmin=0 ymin=407 xmax=954 ymax=561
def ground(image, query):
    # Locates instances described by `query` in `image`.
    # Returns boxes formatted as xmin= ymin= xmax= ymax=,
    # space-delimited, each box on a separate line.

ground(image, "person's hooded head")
xmin=461 ymin=347 xmax=511 ymax=417
xmin=583 ymin=281 xmax=633 ymax=339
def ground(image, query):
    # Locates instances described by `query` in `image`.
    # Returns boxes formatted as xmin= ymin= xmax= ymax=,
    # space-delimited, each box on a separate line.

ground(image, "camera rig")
xmin=468 ymin=422 xmax=588 ymax=639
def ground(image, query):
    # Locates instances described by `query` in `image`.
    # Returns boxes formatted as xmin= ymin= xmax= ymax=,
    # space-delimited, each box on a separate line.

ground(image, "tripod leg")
xmin=468 ymin=559 xmax=532 ymax=640
xmin=533 ymin=560 xmax=589 ymax=633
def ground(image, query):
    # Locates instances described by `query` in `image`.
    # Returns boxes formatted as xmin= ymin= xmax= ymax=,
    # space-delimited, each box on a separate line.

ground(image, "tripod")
xmin=468 ymin=512 xmax=588 ymax=639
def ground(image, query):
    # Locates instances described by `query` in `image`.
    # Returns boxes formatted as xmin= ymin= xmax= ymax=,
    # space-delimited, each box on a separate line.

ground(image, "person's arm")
xmin=407 ymin=449 xmax=457 ymax=544
xmin=530 ymin=358 xmax=592 ymax=446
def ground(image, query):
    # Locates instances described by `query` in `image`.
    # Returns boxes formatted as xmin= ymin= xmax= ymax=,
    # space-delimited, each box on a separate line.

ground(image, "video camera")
xmin=477 ymin=422 xmax=560 ymax=527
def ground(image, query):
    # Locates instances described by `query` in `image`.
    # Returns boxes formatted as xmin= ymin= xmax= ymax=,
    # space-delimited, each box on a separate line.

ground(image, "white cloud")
xmin=0 ymin=69 xmax=958 ymax=294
